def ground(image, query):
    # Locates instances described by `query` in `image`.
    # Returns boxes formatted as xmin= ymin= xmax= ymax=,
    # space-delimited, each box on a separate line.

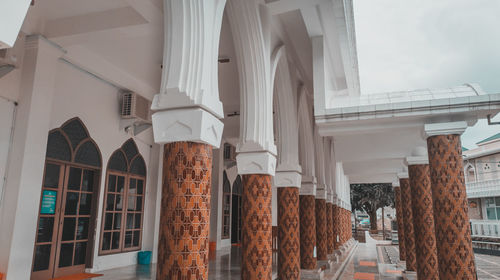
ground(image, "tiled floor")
xmin=339 ymin=232 xmax=403 ymax=280
xmin=93 ymin=246 xmax=278 ymax=280
xmin=91 ymin=235 xmax=500 ymax=280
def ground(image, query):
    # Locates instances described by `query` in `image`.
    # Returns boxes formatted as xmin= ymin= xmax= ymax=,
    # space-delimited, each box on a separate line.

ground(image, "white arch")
xmin=227 ymin=0 xmax=276 ymax=175
xmin=298 ymin=87 xmax=316 ymax=180
xmin=271 ymin=45 xmax=301 ymax=173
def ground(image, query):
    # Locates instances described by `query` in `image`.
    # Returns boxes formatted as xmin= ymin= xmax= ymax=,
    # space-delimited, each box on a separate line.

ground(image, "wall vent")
xmin=121 ymin=92 xmax=152 ymax=123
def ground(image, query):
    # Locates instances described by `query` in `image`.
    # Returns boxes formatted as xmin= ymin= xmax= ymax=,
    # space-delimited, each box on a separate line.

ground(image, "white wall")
xmin=0 ymin=52 xmax=161 ymax=276
xmin=0 ymin=98 xmax=15 ymax=206
xmin=48 ymin=61 xmax=160 ymax=272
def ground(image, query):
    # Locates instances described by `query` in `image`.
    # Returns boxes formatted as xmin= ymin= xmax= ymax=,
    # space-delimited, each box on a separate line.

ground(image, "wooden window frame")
xmin=222 ymin=191 xmax=231 ymax=239
xmin=99 ymin=169 xmax=146 ymax=255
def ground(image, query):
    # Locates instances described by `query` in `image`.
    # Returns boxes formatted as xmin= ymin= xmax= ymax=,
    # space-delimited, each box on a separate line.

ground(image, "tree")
xmin=350 ymin=183 xmax=394 ymax=231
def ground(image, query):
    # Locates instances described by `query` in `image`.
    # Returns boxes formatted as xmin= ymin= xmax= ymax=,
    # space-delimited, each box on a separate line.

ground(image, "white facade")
xmin=0 ymin=0 xmax=499 ymax=279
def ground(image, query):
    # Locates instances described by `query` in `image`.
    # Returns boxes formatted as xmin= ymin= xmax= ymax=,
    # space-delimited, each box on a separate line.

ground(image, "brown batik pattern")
xmin=315 ymin=199 xmax=328 ymax=260
xmin=428 ymin=135 xmax=477 ymax=280
xmin=333 ymin=205 xmax=340 ymax=250
xmin=158 ymin=142 xmax=212 ymax=280
xmin=300 ymin=195 xmax=317 ymax=269
xmin=393 ymin=187 xmax=406 ymax=261
xmin=278 ymin=187 xmax=300 ymax=279
xmin=400 ymin=178 xmax=417 ymax=271
xmin=409 ymin=164 xmax=440 ymax=279
xmin=241 ymin=174 xmax=273 ymax=280
xmin=326 ymin=203 xmax=334 ymax=254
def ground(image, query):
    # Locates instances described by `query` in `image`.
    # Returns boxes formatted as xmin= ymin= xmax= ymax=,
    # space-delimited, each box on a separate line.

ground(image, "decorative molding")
xmin=236 ymin=150 xmax=276 ymax=176
xmin=226 ymin=0 xmax=276 ymax=155
xmin=424 ymin=121 xmax=468 ymax=139
xmin=153 ymin=0 xmax=226 ymax=118
xmin=152 ymin=108 xmax=223 ymax=147
xmin=392 ymin=181 xmax=400 ymax=187
xmin=300 ymin=179 xmax=316 ymax=196
xmin=405 ymin=156 xmax=429 ymax=166
xmin=316 ymin=188 xmax=327 ymax=200
xmin=274 ymin=170 xmax=301 ymax=188
xmin=397 ymin=172 xmax=409 ymax=179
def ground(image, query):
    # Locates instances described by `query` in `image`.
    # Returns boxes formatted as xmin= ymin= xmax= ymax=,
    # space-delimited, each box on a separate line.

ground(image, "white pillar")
xmin=0 ymin=35 xmax=64 ymax=279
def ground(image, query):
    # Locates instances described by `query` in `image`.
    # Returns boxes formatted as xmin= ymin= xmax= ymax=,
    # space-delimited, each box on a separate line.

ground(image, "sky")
xmin=353 ymin=0 xmax=500 ymax=149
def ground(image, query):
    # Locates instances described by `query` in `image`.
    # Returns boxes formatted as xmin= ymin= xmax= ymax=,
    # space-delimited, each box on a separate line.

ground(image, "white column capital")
xmin=424 ymin=121 xmax=468 ymax=139
xmin=316 ymin=188 xmax=327 ymax=200
xmin=236 ymin=150 xmax=276 ymax=176
xmin=153 ymin=0 xmax=226 ymax=118
xmin=392 ymin=181 xmax=400 ymax=188
xmin=152 ymin=0 xmax=226 ymax=148
xmin=405 ymin=156 xmax=429 ymax=166
xmin=274 ymin=170 xmax=301 ymax=188
xmin=152 ymin=108 xmax=223 ymax=147
xmin=300 ymin=177 xmax=316 ymax=196
xmin=397 ymin=172 xmax=409 ymax=179
xmin=326 ymin=192 xmax=334 ymax=204
xmin=405 ymin=146 xmax=429 ymax=165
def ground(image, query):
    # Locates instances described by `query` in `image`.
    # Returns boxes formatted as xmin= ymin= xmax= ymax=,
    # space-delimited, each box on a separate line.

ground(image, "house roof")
xmin=477 ymin=132 xmax=500 ymax=145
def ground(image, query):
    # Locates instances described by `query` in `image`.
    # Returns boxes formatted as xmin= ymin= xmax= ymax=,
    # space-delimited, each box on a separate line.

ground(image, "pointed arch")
xmin=46 ymin=117 xmax=102 ymax=168
xmin=298 ymin=87 xmax=316 ymax=179
xmin=271 ymin=45 xmax=301 ymax=174
xmin=106 ymin=139 xmax=146 ymax=176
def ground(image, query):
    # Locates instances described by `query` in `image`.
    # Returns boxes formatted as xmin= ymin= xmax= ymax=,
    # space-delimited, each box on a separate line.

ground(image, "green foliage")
xmin=350 ymin=183 xmax=394 ymax=213
xmin=350 ymin=183 xmax=394 ymax=230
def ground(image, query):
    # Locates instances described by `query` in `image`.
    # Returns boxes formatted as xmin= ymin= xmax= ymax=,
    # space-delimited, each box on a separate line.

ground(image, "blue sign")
xmin=41 ymin=190 xmax=57 ymax=214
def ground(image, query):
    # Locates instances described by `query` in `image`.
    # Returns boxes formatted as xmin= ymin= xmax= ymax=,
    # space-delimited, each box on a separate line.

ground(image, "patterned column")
xmin=426 ymin=125 xmax=477 ymax=279
xmin=408 ymin=163 xmax=439 ymax=279
xmin=333 ymin=205 xmax=340 ymax=250
xmin=315 ymin=199 xmax=328 ymax=260
xmin=241 ymin=174 xmax=273 ymax=280
xmin=278 ymin=187 xmax=300 ymax=279
xmin=326 ymin=203 xmax=334 ymax=254
xmin=300 ymin=195 xmax=317 ymax=269
xmin=400 ymin=177 xmax=417 ymax=271
xmin=158 ymin=142 xmax=212 ymax=279
xmin=393 ymin=186 xmax=406 ymax=261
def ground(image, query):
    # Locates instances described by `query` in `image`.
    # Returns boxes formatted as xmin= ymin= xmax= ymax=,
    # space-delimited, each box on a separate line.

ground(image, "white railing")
xmin=470 ymin=220 xmax=500 ymax=238
xmin=466 ymin=178 xmax=500 ymax=199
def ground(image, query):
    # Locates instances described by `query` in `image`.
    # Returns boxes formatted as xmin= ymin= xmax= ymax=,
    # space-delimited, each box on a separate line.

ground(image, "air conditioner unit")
xmin=121 ymin=92 xmax=152 ymax=123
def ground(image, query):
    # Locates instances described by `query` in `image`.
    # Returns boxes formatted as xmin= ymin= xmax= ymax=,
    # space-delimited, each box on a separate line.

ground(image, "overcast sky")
xmin=353 ymin=0 xmax=500 ymax=148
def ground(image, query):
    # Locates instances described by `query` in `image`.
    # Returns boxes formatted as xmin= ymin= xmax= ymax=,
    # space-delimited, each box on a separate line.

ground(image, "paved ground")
xmin=91 ymin=234 xmax=500 ymax=279
xmin=339 ymin=232 xmax=403 ymax=280
xmin=475 ymin=254 xmax=500 ymax=280
xmin=339 ymin=231 xmax=500 ymax=280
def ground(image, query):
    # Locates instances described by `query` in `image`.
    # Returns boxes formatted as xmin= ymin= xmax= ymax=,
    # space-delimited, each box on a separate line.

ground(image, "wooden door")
xmin=31 ymin=163 xmax=98 ymax=280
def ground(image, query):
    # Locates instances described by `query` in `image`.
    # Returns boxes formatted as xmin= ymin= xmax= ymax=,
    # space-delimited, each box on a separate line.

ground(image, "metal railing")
xmin=466 ymin=178 xmax=500 ymax=199
xmin=470 ymin=220 xmax=500 ymax=238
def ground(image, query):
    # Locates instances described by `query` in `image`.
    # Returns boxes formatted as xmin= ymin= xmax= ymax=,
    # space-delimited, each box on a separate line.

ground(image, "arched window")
xmin=222 ymin=171 xmax=231 ymax=239
xmin=46 ymin=118 xmax=101 ymax=167
xmin=33 ymin=118 xmax=101 ymax=278
xmin=100 ymin=139 xmax=147 ymax=255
